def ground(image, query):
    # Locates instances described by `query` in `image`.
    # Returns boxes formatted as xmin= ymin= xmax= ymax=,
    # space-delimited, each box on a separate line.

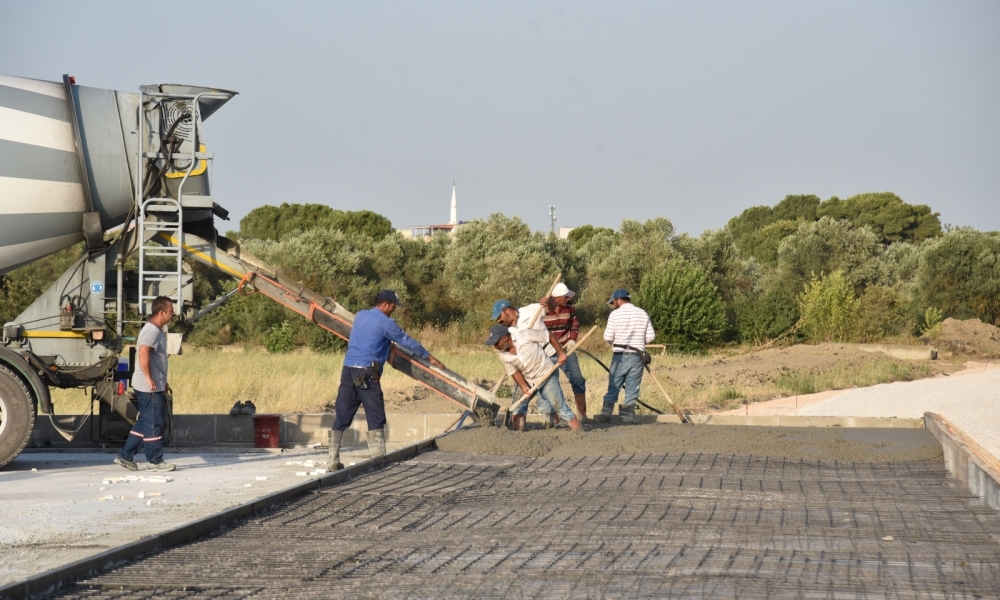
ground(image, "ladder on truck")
xmin=135 ymin=87 xmax=223 ymax=316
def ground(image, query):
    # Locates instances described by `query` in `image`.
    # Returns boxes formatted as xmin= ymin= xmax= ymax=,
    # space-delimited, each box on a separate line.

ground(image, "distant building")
xmin=398 ymin=182 xmax=466 ymax=241
xmin=558 ymin=227 xmax=575 ymax=240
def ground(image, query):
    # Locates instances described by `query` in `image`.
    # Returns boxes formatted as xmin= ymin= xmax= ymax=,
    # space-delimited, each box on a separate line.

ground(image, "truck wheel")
xmin=0 ymin=364 xmax=35 ymax=469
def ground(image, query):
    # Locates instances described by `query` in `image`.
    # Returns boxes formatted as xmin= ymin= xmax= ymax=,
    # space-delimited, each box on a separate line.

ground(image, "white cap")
xmin=551 ymin=283 xmax=576 ymax=298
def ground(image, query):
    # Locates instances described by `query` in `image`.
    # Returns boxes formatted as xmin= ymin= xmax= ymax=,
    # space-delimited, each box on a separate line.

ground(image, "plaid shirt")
xmin=542 ymin=305 xmax=580 ymax=345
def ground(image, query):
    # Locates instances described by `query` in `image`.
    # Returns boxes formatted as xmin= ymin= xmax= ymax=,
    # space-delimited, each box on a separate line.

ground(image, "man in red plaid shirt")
xmin=541 ymin=283 xmax=590 ymax=423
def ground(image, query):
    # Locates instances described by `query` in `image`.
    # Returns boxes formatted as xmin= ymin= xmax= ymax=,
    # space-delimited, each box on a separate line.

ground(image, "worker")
xmin=598 ymin=289 xmax=655 ymax=424
xmin=328 ymin=290 xmax=446 ymax=470
xmin=540 ymin=283 xmax=589 ymax=423
xmin=485 ymin=324 xmax=582 ymax=432
xmin=115 ymin=296 xmax=176 ymax=472
xmin=492 ymin=298 xmax=569 ymax=427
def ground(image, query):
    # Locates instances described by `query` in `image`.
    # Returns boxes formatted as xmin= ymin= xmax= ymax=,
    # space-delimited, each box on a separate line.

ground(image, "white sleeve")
xmin=603 ymin=311 xmax=618 ymax=344
xmin=645 ymin=313 xmax=655 ymax=344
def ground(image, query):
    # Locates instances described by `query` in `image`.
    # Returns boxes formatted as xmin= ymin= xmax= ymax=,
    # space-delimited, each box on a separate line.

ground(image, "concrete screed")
xmin=0 ymin=442 xmax=398 ymax=586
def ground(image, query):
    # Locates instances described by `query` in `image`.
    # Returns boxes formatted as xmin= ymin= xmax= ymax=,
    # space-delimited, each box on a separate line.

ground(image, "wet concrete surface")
xmin=436 ymin=423 xmax=944 ymax=462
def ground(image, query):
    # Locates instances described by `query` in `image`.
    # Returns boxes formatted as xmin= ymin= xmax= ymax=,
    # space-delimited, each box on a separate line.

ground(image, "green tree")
xmin=636 ymin=260 xmax=726 ymax=350
xmin=916 ymin=229 xmax=1000 ymax=325
xmin=817 ymin=192 xmax=941 ymax=244
xmin=726 ymin=195 xmax=820 ymax=262
xmin=0 ymin=243 xmax=86 ymax=324
xmin=798 ymin=270 xmax=859 ymax=342
xmin=776 ymin=217 xmax=884 ymax=295
xmin=239 ymin=203 xmax=393 ymax=241
xmin=567 ymin=224 xmax=617 ymax=248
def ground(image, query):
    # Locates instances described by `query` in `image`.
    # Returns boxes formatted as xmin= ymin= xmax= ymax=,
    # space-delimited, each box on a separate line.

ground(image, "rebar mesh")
xmin=57 ymin=450 xmax=1000 ymax=598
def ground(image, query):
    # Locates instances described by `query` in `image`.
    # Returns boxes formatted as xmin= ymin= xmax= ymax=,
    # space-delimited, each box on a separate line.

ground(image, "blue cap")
xmin=484 ymin=324 xmax=511 ymax=346
xmin=375 ymin=289 xmax=403 ymax=306
xmin=491 ymin=299 xmax=512 ymax=320
xmin=607 ymin=289 xmax=630 ymax=304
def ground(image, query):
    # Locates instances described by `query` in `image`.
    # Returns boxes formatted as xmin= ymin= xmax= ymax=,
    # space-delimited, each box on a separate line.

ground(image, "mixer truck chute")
xmin=0 ymin=74 xmax=500 ymax=468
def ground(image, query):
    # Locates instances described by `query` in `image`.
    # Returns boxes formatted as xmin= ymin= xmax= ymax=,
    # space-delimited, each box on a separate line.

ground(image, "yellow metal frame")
xmin=165 ymin=144 xmax=208 ymax=178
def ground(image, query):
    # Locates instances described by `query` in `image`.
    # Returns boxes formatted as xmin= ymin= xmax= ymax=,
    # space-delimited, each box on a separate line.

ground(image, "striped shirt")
xmin=603 ymin=302 xmax=655 ymax=353
xmin=542 ymin=305 xmax=579 ymax=345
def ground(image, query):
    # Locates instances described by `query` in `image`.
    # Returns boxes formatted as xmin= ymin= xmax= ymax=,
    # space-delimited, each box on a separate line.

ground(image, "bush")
xmin=637 ymin=260 xmax=726 ymax=350
xmin=917 ymin=229 xmax=1000 ymax=326
xmin=733 ymin=285 xmax=800 ymax=343
xmin=798 ymin=270 xmax=859 ymax=342
xmin=264 ymin=321 xmax=296 ymax=354
xmin=855 ymin=285 xmax=909 ymax=341
xmin=776 ymin=217 xmax=883 ymax=295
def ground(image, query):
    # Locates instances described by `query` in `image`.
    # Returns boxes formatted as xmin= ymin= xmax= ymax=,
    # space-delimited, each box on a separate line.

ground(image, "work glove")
xmin=564 ymin=340 xmax=576 ymax=352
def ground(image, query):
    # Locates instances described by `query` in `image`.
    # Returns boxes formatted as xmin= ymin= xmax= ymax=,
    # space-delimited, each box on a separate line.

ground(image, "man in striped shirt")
xmin=598 ymin=289 xmax=655 ymax=424
xmin=541 ymin=283 xmax=589 ymax=423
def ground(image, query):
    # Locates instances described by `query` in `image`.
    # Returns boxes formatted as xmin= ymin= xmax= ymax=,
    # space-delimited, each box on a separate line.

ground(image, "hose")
xmin=577 ymin=349 xmax=665 ymax=415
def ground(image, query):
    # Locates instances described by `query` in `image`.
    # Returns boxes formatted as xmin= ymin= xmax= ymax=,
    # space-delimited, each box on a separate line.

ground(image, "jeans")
xmin=332 ymin=366 xmax=387 ymax=432
xmin=602 ymin=353 xmax=644 ymax=409
xmin=513 ymin=371 xmax=577 ymax=422
xmin=560 ymin=353 xmax=586 ymax=395
xmin=119 ymin=391 xmax=165 ymax=464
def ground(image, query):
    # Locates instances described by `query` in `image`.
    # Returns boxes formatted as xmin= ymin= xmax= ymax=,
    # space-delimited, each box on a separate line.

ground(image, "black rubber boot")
xmin=594 ymin=404 xmax=614 ymax=424
xmin=367 ymin=429 xmax=386 ymax=458
xmin=328 ymin=430 xmax=345 ymax=470
xmin=619 ymin=404 xmax=636 ymax=424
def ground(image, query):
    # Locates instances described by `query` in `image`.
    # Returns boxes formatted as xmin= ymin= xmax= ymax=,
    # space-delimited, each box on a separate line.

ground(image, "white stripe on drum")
xmin=0 ymin=176 xmax=85 ymax=214
xmin=0 ymin=75 xmax=65 ymax=99
xmin=0 ymin=105 xmax=76 ymax=153
xmin=0 ymin=232 xmax=84 ymax=275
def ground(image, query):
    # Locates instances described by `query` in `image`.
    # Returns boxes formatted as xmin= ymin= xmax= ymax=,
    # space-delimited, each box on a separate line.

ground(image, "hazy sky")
xmin=3 ymin=1 xmax=998 ymax=235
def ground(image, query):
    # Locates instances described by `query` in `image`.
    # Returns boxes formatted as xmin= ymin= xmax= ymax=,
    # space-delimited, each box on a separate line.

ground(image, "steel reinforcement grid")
xmin=53 ymin=450 xmax=1000 ymax=598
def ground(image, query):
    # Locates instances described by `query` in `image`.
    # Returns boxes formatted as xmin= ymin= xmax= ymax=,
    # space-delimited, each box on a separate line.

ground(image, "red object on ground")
xmin=252 ymin=414 xmax=281 ymax=448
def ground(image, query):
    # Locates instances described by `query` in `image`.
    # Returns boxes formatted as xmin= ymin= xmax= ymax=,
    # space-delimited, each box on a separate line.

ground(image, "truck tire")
xmin=0 ymin=364 xmax=35 ymax=469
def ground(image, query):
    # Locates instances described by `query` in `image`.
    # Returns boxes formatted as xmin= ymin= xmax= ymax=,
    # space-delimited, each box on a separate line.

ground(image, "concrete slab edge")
xmin=0 ymin=437 xmax=441 ymax=600
xmin=923 ymin=412 xmax=1000 ymax=512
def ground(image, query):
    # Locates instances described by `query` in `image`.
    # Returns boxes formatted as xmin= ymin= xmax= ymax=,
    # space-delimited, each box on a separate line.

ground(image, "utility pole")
xmin=549 ymin=205 xmax=556 ymax=235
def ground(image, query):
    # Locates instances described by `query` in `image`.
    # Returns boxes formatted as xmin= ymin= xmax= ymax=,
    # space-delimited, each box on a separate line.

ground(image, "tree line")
xmin=2 ymin=195 xmax=997 ymax=352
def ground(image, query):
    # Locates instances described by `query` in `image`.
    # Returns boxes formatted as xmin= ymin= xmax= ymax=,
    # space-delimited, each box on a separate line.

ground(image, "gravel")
xmin=798 ymin=366 xmax=1000 ymax=459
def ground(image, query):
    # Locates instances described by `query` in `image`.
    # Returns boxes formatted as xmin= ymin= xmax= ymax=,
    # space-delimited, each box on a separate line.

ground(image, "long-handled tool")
xmin=500 ymin=325 xmax=597 ymax=424
xmin=488 ymin=272 xmax=563 ymax=396
xmin=578 ymin=349 xmax=689 ymax=424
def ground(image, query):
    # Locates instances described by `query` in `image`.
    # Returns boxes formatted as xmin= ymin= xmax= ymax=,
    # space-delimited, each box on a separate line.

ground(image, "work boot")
xmin=568 ymin=417 xmax=583 ymax=432
xmin=328 ymin=430 xmax=344 ymax=470
xmin=619 ymin=405 xmax=635 ymax=424
xmin=367 ymin=429 xmax=386 ymax=458
xmin=511 ymin=414 xmax=526 ymax=431
xmin=594 ymin=404 xmax=613 ymax=424
xmin=147 ymin=461 xmax=176 ymax=472
xmin=574 ymin=393 xmax=591 ymax=424
xmin=114 ymin=456 xmax=138 ymax=471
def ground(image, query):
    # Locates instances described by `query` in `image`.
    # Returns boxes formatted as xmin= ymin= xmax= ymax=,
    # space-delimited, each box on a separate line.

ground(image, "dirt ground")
xmin=436 ymin=423 xmax=943 ymax=462
xmin=380 ymin=342 xmax=964 ymax=416
xmin=922 ymin=317 xmax=1000 ymax=358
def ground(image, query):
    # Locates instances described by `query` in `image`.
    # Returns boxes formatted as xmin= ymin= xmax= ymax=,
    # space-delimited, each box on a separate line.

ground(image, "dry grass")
xmin=49 ymin=343 xmax=943 ymax=418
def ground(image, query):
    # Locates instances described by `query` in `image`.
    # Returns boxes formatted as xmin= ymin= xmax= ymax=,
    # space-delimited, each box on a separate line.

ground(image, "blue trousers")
xmin=513 ymin=370 xmax=577 ymax=422
xmin=602 ymin=353 xmax=645 ymax=409
xmin=333 ymin=366 xmax=387 ymax=432
xmin=119 ymin=391 xmax=166 ymax=464
xmin=560 ymin=352 xmax=586 ymax=394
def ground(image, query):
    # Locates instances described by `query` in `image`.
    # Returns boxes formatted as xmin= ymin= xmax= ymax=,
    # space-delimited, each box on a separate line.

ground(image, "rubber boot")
xmin=619 ymin=404 xmax=635 ymax=424
xmin=367 ymin=429 xmax=386 ymax=458
xmin=568 ymin=417 xmax=583 ymax=432
xmin=328 ymin=430 xmax=345 ymax=470
xmin=574 ymin=393 xmax=591 ymax=424
xmin=594 ymin=404 xmax=613 ymax=424
xmin=511 ymin=414 xmax=526 ymax=431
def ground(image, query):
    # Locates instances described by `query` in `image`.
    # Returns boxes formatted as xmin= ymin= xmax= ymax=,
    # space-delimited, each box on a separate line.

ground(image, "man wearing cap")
xmin=540 ymin=283 xmax=589 ymax=423
xmin=485 ymin=324 xmax=582 ymax=432
xmin=328 ymin=290 xmax=446 ymax=469
xmin=598 ymin=289 xmax=655 ymax=424
xmin=492 ymin=298 xmax=569 ymax=427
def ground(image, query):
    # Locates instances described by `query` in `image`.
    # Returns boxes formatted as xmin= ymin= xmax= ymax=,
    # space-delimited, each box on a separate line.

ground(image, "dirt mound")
xmin=436 ymin=423 xmax=943 ymax=462
xmin=923 ymin=318 xmax=1000 ymax=358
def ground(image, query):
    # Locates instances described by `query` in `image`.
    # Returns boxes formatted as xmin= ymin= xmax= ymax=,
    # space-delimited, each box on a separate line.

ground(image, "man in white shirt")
xmin=598 ymin=289 xmax=655 ymax=424
xmin=485 ymin=324 xmax=581 ymax=432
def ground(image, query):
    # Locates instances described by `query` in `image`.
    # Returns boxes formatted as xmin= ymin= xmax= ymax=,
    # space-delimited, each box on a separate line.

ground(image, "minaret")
xmin=449 ymin=182 xmax=458 ymax=225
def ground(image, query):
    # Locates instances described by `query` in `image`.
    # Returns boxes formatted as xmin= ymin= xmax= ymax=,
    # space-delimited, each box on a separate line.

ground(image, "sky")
xmin=3 ymin=1 xmax=998 ymax=235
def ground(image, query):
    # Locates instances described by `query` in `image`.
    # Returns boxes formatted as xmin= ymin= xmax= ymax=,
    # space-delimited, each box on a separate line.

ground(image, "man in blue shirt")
xmin=329 ymin=289 xmax=445 ymax=469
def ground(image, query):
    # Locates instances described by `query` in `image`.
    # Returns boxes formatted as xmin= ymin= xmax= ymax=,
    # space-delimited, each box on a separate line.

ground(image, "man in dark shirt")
xmin=541 ymin=283 xmax=589 ymax=423
xmin=328 ymin=290 xmax=445 ymax=469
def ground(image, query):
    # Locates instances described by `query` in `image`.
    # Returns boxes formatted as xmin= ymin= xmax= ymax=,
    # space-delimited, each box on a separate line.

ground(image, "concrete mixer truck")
xmin=0 ymin=74 xmax=500 ymax=468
